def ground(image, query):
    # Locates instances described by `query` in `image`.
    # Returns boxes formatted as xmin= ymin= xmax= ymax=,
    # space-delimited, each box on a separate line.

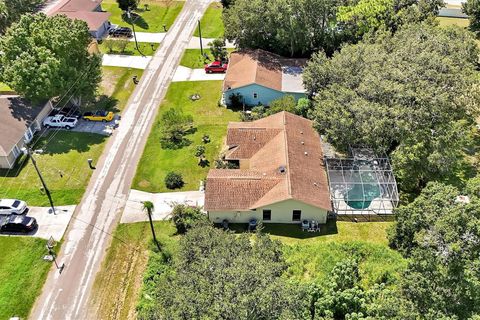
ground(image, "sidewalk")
xmin=173 ymin=66 xmax=226 ymax=82
xmin=129 ymin=32 xmax=166 ymax=43
xmin=102 ymin=54 xmax=152 ymax=69
xmin=188 ymin=37 xmax=236 ymax=49
xmin=121 ymin=189 xmax=205 ymax=223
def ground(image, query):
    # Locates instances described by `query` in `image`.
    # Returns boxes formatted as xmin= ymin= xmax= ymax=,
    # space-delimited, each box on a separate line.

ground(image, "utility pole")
xmin=126 ymin=8 xmax=145 ymax=57
xmin=198 ymin=20 xmax=203 ymax=56
xmin=22 ymin=147 xmax=55 ymax=214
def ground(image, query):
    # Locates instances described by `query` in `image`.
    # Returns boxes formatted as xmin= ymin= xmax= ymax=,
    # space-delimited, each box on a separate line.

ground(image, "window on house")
xmin=253 ymin=93 xmax=258 ymax=99
xmin=263 ymin=209 xmax=271 ymax=221
xmin=292 ymin=210 xmax=301 ymax=221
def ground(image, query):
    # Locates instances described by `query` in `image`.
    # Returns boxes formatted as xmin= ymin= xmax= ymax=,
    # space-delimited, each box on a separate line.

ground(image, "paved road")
xmin=30 ymin=1 xmax=213 ymax=319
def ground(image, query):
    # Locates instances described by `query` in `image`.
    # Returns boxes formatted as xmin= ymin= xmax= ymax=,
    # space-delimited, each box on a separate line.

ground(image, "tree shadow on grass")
xmin=37 ymin=131 xmax=107 ymax=155
xmin=121 ymin=12 xmax=149 ymax=30
xmin=223 ymin=220 xmax=339 ymax=239
xmin=90 ymin=95 xmax=120 ymax=113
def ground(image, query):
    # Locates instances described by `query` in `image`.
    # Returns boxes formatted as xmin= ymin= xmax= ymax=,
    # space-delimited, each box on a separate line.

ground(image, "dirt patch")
xmin=87 ymin=223 xmax=150 ymax=320
xmin=101 ymin=69 xmax=120 ymax=97
xmin=137 ymin=180 xmax=151 ymax=189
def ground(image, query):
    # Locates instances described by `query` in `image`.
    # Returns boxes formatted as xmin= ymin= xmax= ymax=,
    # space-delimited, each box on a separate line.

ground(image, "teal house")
xmin=223 ymin=50 xmax=307 ymax=107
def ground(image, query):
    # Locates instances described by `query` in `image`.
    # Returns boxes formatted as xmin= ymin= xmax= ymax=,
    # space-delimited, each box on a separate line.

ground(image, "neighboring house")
xmin=46 ymin=0 xmax=111 ymax=40
xmin=223 ymin=49 xmax=307 ymax=107
xmin=0 ymin=96 xmax=53 ymax=169
xmin=204 ymin=111 xmax=332 ymax=224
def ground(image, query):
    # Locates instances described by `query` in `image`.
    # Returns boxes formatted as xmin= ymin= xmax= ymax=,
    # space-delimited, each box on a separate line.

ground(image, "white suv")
xmin=43 ymin=115 xmax=78 ymax=130
xmin=0 ymin=199 xmax=28 ymax=215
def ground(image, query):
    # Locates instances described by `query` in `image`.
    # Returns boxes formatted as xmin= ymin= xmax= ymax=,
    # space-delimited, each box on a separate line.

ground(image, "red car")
xmin=204 ymin=60 xmax=228 ymax=73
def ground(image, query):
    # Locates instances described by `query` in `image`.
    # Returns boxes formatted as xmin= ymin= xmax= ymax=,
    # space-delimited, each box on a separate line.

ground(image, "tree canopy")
xmin=388 ymin=180 xmax=480 ymax=318
xmin=463 ymin=0 xmax=480 ymax=33
xmin=0 ymin=0 xmax=44 ymax=34
xmin=0 ymin=13 xmax=101 ymax=102
xmin=140 ymin=223 xmax=303 ymax=319
xmin=303 ymin=23 xmax=480 ymax=191
xmin=223 ymin=0 xmax=442 ymax=57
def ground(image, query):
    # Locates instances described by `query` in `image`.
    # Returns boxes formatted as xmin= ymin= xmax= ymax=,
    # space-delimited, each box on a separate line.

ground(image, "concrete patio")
xmin=121 ymin=189 xmax=205 ymax=224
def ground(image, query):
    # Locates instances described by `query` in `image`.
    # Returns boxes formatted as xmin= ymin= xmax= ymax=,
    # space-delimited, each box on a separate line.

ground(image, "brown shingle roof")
xmin=223 ymin=50 xmax=306 ymax=92
xmin=55 ymin=11 xmax=111 ymax=31
xmin=50 ymin=0 xmax=103 ymax=13
xmin=0 ymin=96 xmax=49 ymax=156
xmin=205 ymin=112 xmax=331 ymax=212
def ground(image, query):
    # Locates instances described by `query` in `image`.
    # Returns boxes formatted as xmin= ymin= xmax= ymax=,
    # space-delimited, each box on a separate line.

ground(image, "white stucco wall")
xmin=208 ymin=199 xmax=328 ymax=224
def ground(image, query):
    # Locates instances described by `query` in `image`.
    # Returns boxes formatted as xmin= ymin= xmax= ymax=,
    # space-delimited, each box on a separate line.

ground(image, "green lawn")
xmin=98 ymin=41 xmax=158 ymax=56
xmin=102 ymin=0 xmax=184 ymax=33
xmin=133 ymin=81 xmax=239 ymax=193
xmin=180 ymin=48 xmax=235 ymax=69
xmin=194 ymin=2 xmax=224 ymax=38
xmin=90 ymin=221 xmax=178 ymax=319
xmin=0 ymin=132 xmax=107 ymax=206
xmin=0 ymin=237 xmax=52 ymax=319
xmin=437 ymin=16 xmax=470 ymax=28
xmin=97 ymin=66 xmax=144 ymax=112
xmin=0 ymin=82 xmax=13 ymax=93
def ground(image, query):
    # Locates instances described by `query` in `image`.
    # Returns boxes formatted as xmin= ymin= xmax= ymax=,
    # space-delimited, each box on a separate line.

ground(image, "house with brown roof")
xmin=223 ymin=49 xmax=307 ymax=107
xmin=204 ymin=111 xmax=332 ymax=224
xmin=0 ymin=96 xmax=53 ymax=169
xmin=46 ymin=0 xmax=111 ymax=40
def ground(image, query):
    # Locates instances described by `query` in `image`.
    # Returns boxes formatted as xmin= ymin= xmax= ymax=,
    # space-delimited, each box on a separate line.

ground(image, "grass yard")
xmin=276 ymin=222 xmax=406 ymax=288
xmin=98 ymin=41 xmax=158 ymax=56
xmin=89 ymin=221 xmax=177 ymax=319
xmin=0 ymin=237 xmax=52 ymax=319
xmin=0 ymin=82 xmax=13 ymax=93
xmin=133 ymin=81 xmax=239 ymax=193
xmin=194 ymin=2 xmax=224 ymax=38
xmin=180 ymin=48 xmax=236 ymax=69
xmin=97 ymin=66 xmax=144 ymax=112
xmin=437 ymin=16 xmax=470 ymax=28
xmin=0 ymin=132 xmax=107 ymax=206
xmin=102 ymin=0 xmax=184 ymax=33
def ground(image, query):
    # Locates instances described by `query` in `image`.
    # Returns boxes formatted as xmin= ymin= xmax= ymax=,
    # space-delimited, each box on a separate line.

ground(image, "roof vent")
xmin=278 ymin=166 xmax=286 ymax=174
xmin=301 ymin=141 xmax=304 ymax=145
xmin=300 ymin=131 xmax=304 ymax=134
xmin=253 ymin=136 xmax=256 ymax=140
xmin=263 ymin=172 xmax=267 ymax=176
xmin=304 ymin=151 xmax=308 ymax=156
xmin=313 ymin=182 xmax=318 ymax=186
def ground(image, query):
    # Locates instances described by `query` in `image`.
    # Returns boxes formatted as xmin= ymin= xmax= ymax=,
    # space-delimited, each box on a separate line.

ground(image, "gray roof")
xmin=281 ymin=66 xmax=305 ymax=93
xmin=0 ymin=96 xmax=49 ymax=156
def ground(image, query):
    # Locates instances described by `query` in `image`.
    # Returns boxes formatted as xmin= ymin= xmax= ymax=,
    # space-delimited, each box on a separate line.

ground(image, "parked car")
xmin=0 ymin=215 xmax=37 ymax=233
xmin=49 ymin=106 xmax=82 ymax=119
xmin=109 ymin=26 xmax=133 ymax=38
xmin=43 ymin=115 xmax=78 ymax=129
xmin=83 ymin=110 xmax=114 ymax=122
xmin=204 ymin=60 xmax=228 ymax=73
xmin=0 ymin=199 xmax=28 ymax=215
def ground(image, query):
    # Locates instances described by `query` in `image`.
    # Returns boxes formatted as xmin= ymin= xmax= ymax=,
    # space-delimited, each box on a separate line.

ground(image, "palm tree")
xmin=142 ymin=201 xmax=161 ymax=251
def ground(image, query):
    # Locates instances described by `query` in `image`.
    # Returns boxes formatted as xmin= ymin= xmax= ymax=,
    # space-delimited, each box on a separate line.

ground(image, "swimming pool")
xmin=345 ymin=183 xmax=381 ymax=209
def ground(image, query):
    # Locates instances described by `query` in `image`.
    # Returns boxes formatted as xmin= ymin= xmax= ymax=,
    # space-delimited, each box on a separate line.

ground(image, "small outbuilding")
xmin=0 ymin=96 xmax=53 ymax=169
xmin=46 ymin=0 xmax=112 ymax=40
xmin=223 ymin=49 xmax=307 ymax=107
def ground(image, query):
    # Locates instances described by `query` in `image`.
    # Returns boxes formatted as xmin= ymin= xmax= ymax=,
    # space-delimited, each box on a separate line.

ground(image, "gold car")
xmin=83 ymin=110 xmax=114 ymax=122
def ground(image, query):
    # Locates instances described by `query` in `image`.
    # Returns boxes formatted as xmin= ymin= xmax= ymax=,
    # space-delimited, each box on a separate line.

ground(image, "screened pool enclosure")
xmin=325 ymin=148 xmax=399 ymax=216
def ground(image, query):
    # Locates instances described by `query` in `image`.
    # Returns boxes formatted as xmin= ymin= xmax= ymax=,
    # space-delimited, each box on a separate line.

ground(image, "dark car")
xmin=109 ymin=27 xmax=133 ymax=38
xmin=0 ymin=215 xmax=37 ymax=233
xmin=49 ymin=106 xmax=82 ymax=119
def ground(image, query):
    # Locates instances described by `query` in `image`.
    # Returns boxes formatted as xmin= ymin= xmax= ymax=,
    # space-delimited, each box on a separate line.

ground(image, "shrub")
xmin=171 ymin=204 xmax=207 ymax=234
xmin=164 ymin=171 xmax=184 ymax=189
